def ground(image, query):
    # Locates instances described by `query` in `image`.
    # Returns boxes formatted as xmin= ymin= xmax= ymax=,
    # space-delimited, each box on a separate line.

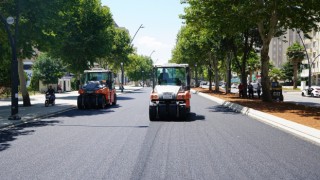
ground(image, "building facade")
xmin=300 ymin=29 xmax=320 ymax=86
xmin=269 ymin=29 xmax=302 ymax=68
xmin=269 ymin=28 xmax=320 ymax=86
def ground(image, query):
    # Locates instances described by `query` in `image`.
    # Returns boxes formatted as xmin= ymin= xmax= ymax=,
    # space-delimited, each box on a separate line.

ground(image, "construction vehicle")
xmin=77 ymin=68 xmax=117 ymax=109
xmin=149 ymin=63 xmax=191 ymax=121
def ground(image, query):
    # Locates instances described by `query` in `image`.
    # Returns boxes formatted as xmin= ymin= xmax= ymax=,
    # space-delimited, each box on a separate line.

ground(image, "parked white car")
xmin=231 ymin=83 xmax=238 ymax=89
xmin=200 ymin=81 xmax=216 ymax=88
xmin=301 ymin=86 xmax=320 ymax=97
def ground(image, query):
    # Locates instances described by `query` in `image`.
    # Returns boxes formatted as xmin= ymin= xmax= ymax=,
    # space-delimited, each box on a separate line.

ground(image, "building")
xmin=269 ymin=28 xmax=320 ymax=86
xmin=299 ymin=29 xmax=320 ymax=86
xmin=269 ymin=29 xmax=302 ymax=68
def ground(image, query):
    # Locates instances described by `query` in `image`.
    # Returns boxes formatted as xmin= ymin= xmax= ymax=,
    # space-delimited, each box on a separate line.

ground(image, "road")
xmin=1 ymin=87 xmax=320 ymax=179
xmin=283 ymin=91 xmax=320 ymax=107
xmin=207 ymin=85 xmax=320 ymax=107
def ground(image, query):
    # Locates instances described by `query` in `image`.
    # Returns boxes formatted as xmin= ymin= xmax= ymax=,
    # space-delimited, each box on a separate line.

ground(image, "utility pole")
xmin=0 ymin=8 xmax=21 ymax=120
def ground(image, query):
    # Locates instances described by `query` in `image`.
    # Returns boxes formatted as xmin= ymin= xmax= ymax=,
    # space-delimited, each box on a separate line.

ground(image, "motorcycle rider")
xmin=46 ymin=85 xmax=56 ymax=102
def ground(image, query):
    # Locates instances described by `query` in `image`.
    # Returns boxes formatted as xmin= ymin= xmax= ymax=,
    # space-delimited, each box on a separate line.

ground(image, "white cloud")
xmin=137 ymin=36 xmax=173 ymax=49
xmin=133 ymin=35 xmax=175 ymax=65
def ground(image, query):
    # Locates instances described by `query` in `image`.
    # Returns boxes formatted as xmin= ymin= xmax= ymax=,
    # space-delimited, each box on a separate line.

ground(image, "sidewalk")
xmin=191 ymin=90 xmax=320 ymax=146
xmin=0 ymin=86 xmax=142 ymax=129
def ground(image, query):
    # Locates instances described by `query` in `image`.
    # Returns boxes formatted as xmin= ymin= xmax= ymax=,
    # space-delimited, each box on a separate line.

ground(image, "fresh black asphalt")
xmin=1 ymin=87 xmax=320 ymax=179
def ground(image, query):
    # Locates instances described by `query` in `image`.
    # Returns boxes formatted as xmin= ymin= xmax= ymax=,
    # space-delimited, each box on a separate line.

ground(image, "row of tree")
xmin=0 ymin=0 xmax=153 ymax=106
xmin=171 ymin=0 xmax=320 ymax=102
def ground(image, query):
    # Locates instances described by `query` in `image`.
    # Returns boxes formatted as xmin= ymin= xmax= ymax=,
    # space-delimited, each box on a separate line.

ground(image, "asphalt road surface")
xmin=1 ymin=87 xmax=320 ymax=180
xmin=283 ymin=91 xmax=320 ymax=107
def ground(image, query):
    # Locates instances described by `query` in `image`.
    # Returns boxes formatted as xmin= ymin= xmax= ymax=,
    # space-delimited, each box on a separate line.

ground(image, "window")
xmin=156 ymin=67 xmax=187 ymax=86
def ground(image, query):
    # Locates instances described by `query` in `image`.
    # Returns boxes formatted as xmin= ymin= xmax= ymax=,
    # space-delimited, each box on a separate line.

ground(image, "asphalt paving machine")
xmin=77 ymin=68 xmax=117 ymax=109
xmin=149 ymin=63 xmax=191 ymax=121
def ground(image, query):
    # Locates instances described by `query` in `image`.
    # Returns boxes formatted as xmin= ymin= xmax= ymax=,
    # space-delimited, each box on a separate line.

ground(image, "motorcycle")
xmin=45 ymin=93 xmax=55 ymax=107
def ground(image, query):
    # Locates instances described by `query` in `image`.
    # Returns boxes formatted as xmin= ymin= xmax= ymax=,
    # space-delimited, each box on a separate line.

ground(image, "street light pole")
xmin=142 ymin=70 xmax=144 ymax=87
xmin=0 ymin=12 xmax=20 ymax=120
xmin=120 ymin=62 xmax=124 ymax=93
xmin=130 ymin=24 xmax=144 ymax=44
xmin=195 ymin=64 xmax=198 ymax=87
xmin=297 ymin=30 xmax=312 ymax=89
xmin=149 ymin=50 xmax=155 ymax=58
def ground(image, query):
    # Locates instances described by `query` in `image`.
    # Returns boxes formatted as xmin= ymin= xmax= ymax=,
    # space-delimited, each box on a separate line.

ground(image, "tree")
xmin=181 ymin=1 xmax=263 ymax=95
xmin=247 ymin=51 xmax=261 ymax=83
xmin=0 ymin=32 xmax=11 ymax=89
xmin=1 ymin=0 xmax=78 ymax=106
xmin=50 ymin=1 xmax=115 ymax=74
xmin=182 ymin=0 xmax=320 ymax=102
xmin=32 ymin=54 xmax=65 ymax=86
xmin=286 ymin=42 xmax=305 ymax=89
xmin=269 ymin=67 xmax=284 ymax=83
xmin=98 ymin=27 xmax=133 ymax=70
xmin=171 ymin=25 xmax=221 ymax=92
xmin=126 ymin=54 xmax=153 ymax=83
xmin=280 ymin=61 xmax=294 ymax=85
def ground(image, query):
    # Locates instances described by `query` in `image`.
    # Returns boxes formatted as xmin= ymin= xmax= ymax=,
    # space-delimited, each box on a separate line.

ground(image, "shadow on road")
xmin=126 ymin=90 xmax=145 ymax=94
xmin=55 ymin=95 xmax=78 ymax=100
xmin=207 ymin=105 xmax=240 ymax=114
xmin=0 ymin=120 xmax=60 ymax=152
xmin=117 ymin=96 xmax=135 ymax=101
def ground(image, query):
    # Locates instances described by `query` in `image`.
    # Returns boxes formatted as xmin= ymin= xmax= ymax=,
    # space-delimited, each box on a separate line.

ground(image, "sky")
xmin=101 ymin=0 xmax=186 ymax=65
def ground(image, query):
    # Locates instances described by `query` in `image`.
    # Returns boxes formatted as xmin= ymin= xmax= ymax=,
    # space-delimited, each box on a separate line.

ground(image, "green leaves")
xmin=50 ymin=1 xmax=115 ymax=74
xmin=32 ymin=53 xmax=65 ymax=85
xmin=286 ymin=42 xmax=305 ymax=62
xmin=126 ymin=54 xmax=153 ymax=82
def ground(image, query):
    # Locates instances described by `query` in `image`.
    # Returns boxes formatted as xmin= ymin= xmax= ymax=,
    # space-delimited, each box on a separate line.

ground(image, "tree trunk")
xmin=213 ymin=54 xmax=219 ymax=92
xmin=240 ymin=67 xmax=247 ymax=98
xmin=257 ymin=11 xmax=278 ymax=102
xmin=293 ymin=61 xmax=298 ymax=89
xmin=226 ymin=54 xmax=232 ymax=94
xmin=240 ymin=52 xmax=248 ymax=97
xmin=208 ymin=64 xmax=212 ymax=92
xmin=260 ymin=46 xmax=272 ymax=102
xmin=18 ymin=58 xmax=31 ymax=106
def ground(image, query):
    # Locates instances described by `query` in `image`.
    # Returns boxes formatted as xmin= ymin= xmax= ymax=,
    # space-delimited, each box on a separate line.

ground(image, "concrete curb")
xmin=1 ymin=106 xmax=77 ymax=130
xmin=192 ymin=89 xmax=320 ymax=146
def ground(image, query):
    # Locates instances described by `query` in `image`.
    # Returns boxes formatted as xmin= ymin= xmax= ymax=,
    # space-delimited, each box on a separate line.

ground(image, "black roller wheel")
xmin=112 ymin=93 xmax=117 ymax=105
xmin=100 ymin=95 xmax=106 ymax=109
xmin=149 ymin=106 xmax=157 ymax=121
xmin=77 ymin=96 xmax=84 ymax=109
